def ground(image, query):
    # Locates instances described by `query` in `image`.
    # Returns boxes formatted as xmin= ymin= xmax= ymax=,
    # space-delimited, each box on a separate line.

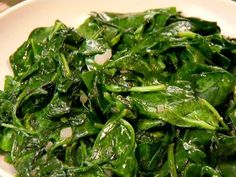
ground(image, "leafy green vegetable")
xmin=130 ymin=88 xmax=224 ymax=130
xmin=1 ymin=7 xmax=236 ymax=177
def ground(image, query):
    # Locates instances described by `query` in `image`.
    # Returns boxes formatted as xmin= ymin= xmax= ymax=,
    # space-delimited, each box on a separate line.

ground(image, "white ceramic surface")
xmin=0 ymin=0 xmax=236 ymax=176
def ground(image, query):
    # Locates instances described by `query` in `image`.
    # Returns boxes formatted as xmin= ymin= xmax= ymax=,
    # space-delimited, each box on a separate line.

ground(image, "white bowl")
xmin=0 ymin=0 xmax=236 ymax=176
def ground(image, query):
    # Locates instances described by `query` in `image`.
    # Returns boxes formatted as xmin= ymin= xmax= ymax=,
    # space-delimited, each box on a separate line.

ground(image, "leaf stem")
xmin=167 ymin=143 xmax=178 ymax=177
xmin=105 ymin=84 xmax=166 ymax=93
xmin=201 ymin=99 xmax=229 ymax=131
xmin=129 ymin=85 xmax=166 ymax=92
xmin=59 ymin=54 xmax=72 ymax=78
xmin=178 ymin=31 xmax=196 ymax=38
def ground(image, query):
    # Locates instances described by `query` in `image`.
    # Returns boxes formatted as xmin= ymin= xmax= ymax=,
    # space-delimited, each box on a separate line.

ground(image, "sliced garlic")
xmin=94 ymin=49 xmax=112 ymax=65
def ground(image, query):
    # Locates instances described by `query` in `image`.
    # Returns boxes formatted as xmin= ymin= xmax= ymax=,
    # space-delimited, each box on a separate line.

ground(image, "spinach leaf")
xmin=1 ymin=7 xmax=236 ymax=177
xmin=130 ymin=87 xmax=226 ymax=130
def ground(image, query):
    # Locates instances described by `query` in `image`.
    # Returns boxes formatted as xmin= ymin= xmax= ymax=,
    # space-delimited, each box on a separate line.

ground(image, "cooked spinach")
xmin=1 ymin=7 xmax=236 ymax=177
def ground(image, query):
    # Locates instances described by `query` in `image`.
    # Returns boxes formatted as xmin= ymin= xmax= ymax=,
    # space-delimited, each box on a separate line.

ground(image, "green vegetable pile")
xmin=1 ymin=7 xmax=236 ymax=177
